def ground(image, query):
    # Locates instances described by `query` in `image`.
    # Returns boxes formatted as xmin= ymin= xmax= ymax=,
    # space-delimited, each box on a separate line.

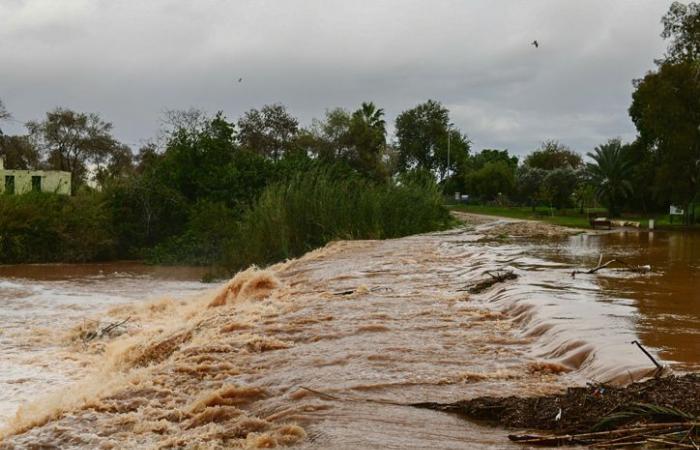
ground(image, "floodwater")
xmin=0 ymin=263 xmax=210 ymax=425
xmin=0 ymin=220 xmax=698 ymax=448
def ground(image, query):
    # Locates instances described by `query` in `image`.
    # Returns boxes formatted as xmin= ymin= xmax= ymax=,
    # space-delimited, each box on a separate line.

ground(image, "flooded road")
xmin=0 ymin=218 xmax=698 ymax=448
xmin=547 ymin=230 xmax=700 ymax=370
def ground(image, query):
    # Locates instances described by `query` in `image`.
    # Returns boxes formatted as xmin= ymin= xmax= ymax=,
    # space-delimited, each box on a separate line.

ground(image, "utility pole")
xmin=447 ymin=123 xmax=453 ymax=181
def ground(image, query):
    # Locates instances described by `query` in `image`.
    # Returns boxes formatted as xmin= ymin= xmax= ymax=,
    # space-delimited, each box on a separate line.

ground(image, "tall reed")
xmin=224 ymin=168 xmax=452 ymax=270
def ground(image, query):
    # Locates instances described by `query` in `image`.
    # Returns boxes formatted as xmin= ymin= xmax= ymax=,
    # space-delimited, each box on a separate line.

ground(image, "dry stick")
xmin=690 ymin=435 xmax=700 ymax=450
xmin=595 ymin=441 xmax=655 ymax=448
xmin=100 ymin=316 xmax=131 ymax=336
xmin=571 ymin=258 xmax=619 ymax=277
xmin=647 ymin=438 xmax=697 ymax=449
xmin=592 ymin=428 xmax=694 ymax=447
xmin=588 ymin=259 xmax=619 ymax=274
xmin=571 ymin=255 xmax=649 ymax=277
xmin=509 ymin=423 xmax=698 ymax=444
xmin=631 ymin=340 xmax=663 ymax=370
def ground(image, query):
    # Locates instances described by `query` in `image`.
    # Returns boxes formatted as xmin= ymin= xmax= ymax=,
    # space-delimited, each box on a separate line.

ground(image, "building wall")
xmin=0 ymin=166 xmax=72 ymax=195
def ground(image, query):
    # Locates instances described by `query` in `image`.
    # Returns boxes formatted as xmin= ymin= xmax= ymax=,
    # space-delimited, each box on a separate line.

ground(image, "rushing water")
xmin=0 ymin=221 xmax=698 ymax=448
xmin=0 ymin=263 xmax=210 ymax=425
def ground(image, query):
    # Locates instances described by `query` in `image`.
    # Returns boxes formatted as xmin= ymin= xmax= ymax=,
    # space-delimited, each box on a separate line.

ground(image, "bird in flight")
xmin=531 ymin=40 xmax=539 ymax=48
xmin=238 ymin=78 xmax=243 ymax=82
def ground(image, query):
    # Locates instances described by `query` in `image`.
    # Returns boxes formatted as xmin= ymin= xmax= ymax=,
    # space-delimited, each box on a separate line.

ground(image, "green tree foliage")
xmin=469 ymin=149 xmax=518 ymax=171
xmin=524 ymin=140 xmax=583 ymax=171
xmin=572 ymin=183 xmax=596 ymax=214
xmin=465 ymin=161 xmax=516 ymax=200
xmin=224 ymin=168 xmax=452 ymax=270
xmin=541 ymin=168 xmax=579 ymax=209
xmin=26 ymin=108 xmax=123 ymax=188
xmin=0 ymin=135 xmax=40 ymax=169
xmin=298 ymin=103 xmax=388 ymax=180
xmin=463 ymin=149 xmax=518 ymax=200
xmin=94 ymin=143 xmax=134 ymax=188
xmin=629 ymin=61 xmax=700 ymax=214
xmin=237 ymin=103 xmax=299 ymax=160
xmin=661 ymin=1 xmax=700 ymax=63
xmin=624 ymin=139 xmax=660 ymax=214
xmin=299 ymin=108 xmax=352 ymax=163
xmin=0 ymin=192 xmax=114 ymax=263
xmin=345 ymin=102 xmax=388 ymax=181
xmin=0 ymin=102 xmax=455 ymax=266
xmin=515 ymin=165 xmax=547 ymax=208
xmin=395 ymin=100 xmax=470 ymax=181
xmin=587 ymin=139 xmax=634 ymax=217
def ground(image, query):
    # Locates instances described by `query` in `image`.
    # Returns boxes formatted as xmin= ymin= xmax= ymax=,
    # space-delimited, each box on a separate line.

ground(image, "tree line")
xmin=0 ymin=1 xmax=698 ymax=266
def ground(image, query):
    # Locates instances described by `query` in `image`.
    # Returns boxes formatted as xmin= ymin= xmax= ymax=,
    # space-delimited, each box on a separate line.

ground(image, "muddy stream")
xmin=0 ymin=216 xmax=698 ymax=448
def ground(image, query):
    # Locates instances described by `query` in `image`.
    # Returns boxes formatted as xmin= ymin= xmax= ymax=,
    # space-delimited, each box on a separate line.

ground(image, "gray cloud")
xmin=0 ymin=0 xmax=671 ymax=156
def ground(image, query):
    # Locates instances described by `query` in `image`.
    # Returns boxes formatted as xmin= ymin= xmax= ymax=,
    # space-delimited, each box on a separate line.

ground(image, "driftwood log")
xmin=571 ymin=255 xmax=651 ymax=278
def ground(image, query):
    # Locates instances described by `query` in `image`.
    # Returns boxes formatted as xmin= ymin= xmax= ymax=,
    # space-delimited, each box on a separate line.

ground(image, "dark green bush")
xmin=0 ymin=191 xmax=114 ymax=263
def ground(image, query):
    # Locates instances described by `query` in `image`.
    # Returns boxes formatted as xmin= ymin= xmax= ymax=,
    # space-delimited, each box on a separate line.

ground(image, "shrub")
xmin=0 ymin=191 xmax=114 ymax=263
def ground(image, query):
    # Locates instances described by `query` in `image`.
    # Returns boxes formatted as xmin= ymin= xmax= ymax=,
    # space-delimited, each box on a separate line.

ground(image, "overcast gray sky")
xmin=0 ymin=0 xmax=672 ymax=157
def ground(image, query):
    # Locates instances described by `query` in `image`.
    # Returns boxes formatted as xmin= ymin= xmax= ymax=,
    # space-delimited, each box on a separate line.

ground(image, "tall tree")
xmin=94 ymin=143 xmax=135 ymax=188
xmin=629 ymin=61 xmax=700 ymax=218
xmin=298 ymin=108 xmax=352 ymax=163
xmin=237 ymin=103 xmax=299 ymax=160
xmin=463 ymin=149 xmax=518 ymax=199
xmin=395 ymin=100 xmax=470 ymax=181
xmin=26 ymin=108 xmax=121 ymax=187
xmin=0 ymin=135 xmax=40 ymax=170
xmin=345 ymin=102 xmax=387 ymax=180
xmin=298 ymin=103 xmax=388 ymax=180
xmin=661 ymin=1 xmax=700 ymax=63
xmin=541 ymin=168 xmax=579 ymax=210
xmin=587 ymin=139 xmax=634 ymax=217
xmin=524 ymin=140 xmax=583 ymax=170
xmin=465 ymin=160 xmax=516 ymax=200
xmin=515 ymin=165 xmax=547 ymax=209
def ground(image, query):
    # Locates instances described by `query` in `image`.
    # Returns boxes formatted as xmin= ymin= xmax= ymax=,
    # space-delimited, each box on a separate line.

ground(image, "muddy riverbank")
xmin=0 ymin=216 xmax=698 ymax=448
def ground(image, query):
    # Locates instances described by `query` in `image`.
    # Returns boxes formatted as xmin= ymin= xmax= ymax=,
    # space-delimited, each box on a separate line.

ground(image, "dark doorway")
xmin=4 ymin=175 xmax=15 ymax=195
xmin=32 ymin=176 xmax=42 ymax=192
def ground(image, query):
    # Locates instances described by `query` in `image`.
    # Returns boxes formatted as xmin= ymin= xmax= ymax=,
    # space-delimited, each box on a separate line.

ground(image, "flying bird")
xmin=238 ymin=78 xmax=243 ymax=83
xmin=531 ymin=40 xmax=539 ymax=48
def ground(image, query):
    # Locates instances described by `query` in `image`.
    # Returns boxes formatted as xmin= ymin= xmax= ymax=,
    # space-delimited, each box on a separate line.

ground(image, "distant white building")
xmin=0 ymin=157 xmax=71 ymax=195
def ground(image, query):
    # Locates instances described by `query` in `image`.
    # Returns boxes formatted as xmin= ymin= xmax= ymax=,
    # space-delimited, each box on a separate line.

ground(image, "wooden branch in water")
xmin=466 ymin=270 xmax=518 ymax=294
xmin=81 ymin=316 xmax=131 ymax=346
xmin=100 ymin=316 xmax=131 ymax=337
xmin=631 ymin=340 xmax=663 ymax=370
xmin=571 ymin=255 xmax=651 ymax=278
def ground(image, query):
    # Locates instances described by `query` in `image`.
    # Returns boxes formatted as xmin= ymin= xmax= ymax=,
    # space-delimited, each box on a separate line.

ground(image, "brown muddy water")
xmin=0 ymin=219 xmax=698 ymax=449
xmin=0 ymin=263 xmax=209 ymax=426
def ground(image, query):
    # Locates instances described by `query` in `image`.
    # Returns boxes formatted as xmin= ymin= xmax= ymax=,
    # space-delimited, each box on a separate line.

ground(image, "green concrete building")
xmin=0 ymin=157 xmax=71 ymax=195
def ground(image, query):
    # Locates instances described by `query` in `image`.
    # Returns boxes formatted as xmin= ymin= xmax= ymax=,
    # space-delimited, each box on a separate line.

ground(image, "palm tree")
xmin=587 ymin=139 xmax=634 ymax=217
xmin=358 ymin=102 xmax=386 ymax=135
